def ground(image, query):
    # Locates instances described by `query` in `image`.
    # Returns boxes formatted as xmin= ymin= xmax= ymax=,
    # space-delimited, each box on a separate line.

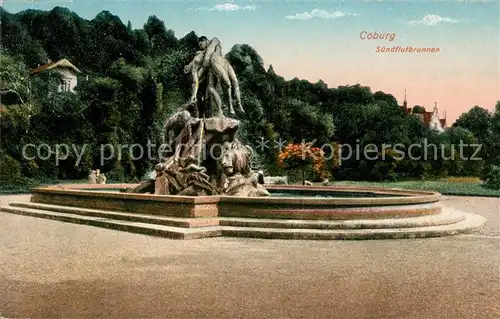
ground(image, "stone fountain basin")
xmin=30 ymin=183 xmax=442 ymax=220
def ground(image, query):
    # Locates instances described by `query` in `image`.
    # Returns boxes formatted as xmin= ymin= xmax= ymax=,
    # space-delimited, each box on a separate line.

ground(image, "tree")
xmin=267 ymin=99 xmax=335 ymax=146
xmin=0 ymin=104 xmax=32 ymax=159
xmin=178 ymin=31 xmax=199 ymax=53
xmin=2 ymin=6 xmax=489 ymax=183
xmin=483 ymin=165 xmax=500 ymax=189
xmin=278 ymin=142 xmax=326 ymax=185
xmin=442 ymin=127 xmax=483 ymax=176
xmin=332 ymin=84 xmax=375 ymax=105
xmin=453 ymin=106 xmax=493 ymax=167
xmin=0 ymin=54 xmax=31 ymax=106
xmin=412 ymin=105 xmax=426 ymax=114
xmin=144 ymin=15 xmax=179 ymax=56
xmin=0 ymin=8 xmax=49 ymax=67
xmin=226 ymin=44 xmax=266 ymax=76
xmin=27 ymin=92 xmax=94 ymax=178
xmin=373 ymin=91 xmax=399 ymax=108
xmin=489 ymin=101 xmax=500 ymax=165
xmin=453 ymin=106 xmax=492 ymax=141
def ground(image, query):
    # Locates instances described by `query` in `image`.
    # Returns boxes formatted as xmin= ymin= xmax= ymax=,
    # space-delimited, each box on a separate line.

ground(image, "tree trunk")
xmin=301 ymin=163 xmax=305 ymax=186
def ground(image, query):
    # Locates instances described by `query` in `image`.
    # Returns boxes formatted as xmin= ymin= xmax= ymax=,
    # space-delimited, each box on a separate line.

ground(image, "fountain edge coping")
xmin=32 ymin=183 xmax=442 ymax=206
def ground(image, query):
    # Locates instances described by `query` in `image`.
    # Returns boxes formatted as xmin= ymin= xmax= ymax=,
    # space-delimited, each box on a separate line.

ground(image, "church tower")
xmin=403 ymin=89 xmax=408 ymax=109
xmin=429 ymin=101 xmax=445 ymax=132
xmin=401 ymin=89 xmax=410 ymax=113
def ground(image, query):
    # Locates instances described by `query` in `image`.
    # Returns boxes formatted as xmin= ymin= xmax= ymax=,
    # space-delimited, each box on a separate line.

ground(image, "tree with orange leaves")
xmin=277 ymin=142 xmax=326 ymax=185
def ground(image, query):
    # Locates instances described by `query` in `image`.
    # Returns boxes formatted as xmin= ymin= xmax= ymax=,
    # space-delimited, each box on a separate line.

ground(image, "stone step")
xmin=0 ymin=206 xmax=221 ymax=240
xmin=221 ymin=211 xmax=486 ymax=240
xmin=219 ymin=210 xmax=465 ymax=230
xmin=8 ymin=202 xmax=218 ymax=228
xmin=10 ymin=202 xmax=464 ymax=230
xmin=1 ymin=204 xmax=486 ymax=240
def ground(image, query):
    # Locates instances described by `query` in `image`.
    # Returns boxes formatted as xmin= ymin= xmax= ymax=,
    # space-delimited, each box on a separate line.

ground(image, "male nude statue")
xmin=184 ymin=36 xmax=245 ymax=117
xmin=184 ymin=49 xmax=222 ymax=117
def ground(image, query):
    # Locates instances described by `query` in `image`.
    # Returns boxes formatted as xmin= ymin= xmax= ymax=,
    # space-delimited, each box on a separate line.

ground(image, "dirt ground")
xmin=1 ymin=195 xmax=499 ymax=319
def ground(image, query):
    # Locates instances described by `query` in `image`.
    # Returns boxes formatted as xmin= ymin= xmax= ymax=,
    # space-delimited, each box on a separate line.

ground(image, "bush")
xmin=0 ymin=153 xmax=22 ymax=181
xmin=444 ymin=176 xmax=481 ymax=183
xmin=273 ymin=179 xmax=287 ymax=185
xmin=21 ymin=160 xmax=40 ymax=178
xmin=482 ymin=165 xmax=500 ymax=190
xmin=277 ymin=143 xmax=327 ymax=184
xmin=106 ymin=161 xmax=126 ymax=182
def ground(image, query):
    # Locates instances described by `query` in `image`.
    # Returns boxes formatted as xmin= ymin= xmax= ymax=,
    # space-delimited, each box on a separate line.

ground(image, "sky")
xmin=2 ymin=0 xmax=499 ymax=124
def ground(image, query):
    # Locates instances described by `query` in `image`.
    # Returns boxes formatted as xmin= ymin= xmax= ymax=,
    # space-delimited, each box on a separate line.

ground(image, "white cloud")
xmin=408 ymin=14 xmax=461 ymax=26
xmin=196 ymin=3 xmax=257 ymax=12
xmin=285 ymin=9 xmax=359 ymax=20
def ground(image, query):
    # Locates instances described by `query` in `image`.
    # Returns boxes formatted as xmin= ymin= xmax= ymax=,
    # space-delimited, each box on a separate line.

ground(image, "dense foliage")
xmin=482 ymin=165 xmax=500 ymax=190
xmin=0 ymin=7 xmax=498 ymax=185
xmin=278 ymin=143 xmax=328 ymax=184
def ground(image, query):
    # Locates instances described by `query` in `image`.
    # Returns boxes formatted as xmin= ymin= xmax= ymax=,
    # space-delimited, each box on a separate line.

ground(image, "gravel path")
xmin=1 ymin=195 xmax=499 ymax=319
xmin=440 ymin=195 xmax=499 ymax=234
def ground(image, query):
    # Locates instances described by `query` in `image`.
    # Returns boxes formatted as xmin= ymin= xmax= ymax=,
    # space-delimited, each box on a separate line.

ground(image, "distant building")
xmin=427 ymin=103 xmax=447 ymax=133
xmin=400 ymin=90 xmax=447 ymax=132
xmin=30 ymin=58 xmax=81 ymax=93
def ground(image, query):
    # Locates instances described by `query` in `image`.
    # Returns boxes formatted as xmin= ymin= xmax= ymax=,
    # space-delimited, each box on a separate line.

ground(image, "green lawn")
xmin=332 ymin=180 xmax=500 ymax=197
xmin=0 ymin=178 xmax=134 ymax=195
xmin=1 ymin=178 xmax=499 ymax=197
xmin=0 ymin=178 xmax=87 ymax=195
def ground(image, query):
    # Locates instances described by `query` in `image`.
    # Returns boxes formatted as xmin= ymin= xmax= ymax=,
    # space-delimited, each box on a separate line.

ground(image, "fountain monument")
xmin=123 ymin=36 xmax=269 ymax=197
xmin=0 ymin=36 xmax=487 ymax=240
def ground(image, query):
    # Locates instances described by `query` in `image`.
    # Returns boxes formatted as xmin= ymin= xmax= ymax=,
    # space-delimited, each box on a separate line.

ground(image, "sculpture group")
xmin=124 ymin=36 xmax=269 ymax=197
xmin=184 ymin=36 xmax=245 ymax=118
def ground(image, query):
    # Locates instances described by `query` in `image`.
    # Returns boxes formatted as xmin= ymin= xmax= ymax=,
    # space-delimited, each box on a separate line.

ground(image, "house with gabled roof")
xmin=30 ymin=58 xmax=81 ymax=93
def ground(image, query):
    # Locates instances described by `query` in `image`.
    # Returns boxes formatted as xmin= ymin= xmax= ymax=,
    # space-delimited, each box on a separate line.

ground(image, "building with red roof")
xmin=400 ymin=90 xmax=447 ymax=132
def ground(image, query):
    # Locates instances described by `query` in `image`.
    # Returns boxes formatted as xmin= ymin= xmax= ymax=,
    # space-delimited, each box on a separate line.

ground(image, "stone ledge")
xmin=9 ymin=202 xmax=219 ymax=228
xmin=1 ymin=205 xmax=486 ymax=240
xmin=218 ymin=210 xmax=465 ymax=229
xmin=30 ymin=184 xmax=442 ymax=219
xmin=6 ymin=202 xmax=461 ymax=229
xmin=33 ymin=187 xmax=220 ymax=204
xmin=220 ymin=212 xmax=486 ymax=240
xmin=218 ymin=202 xmax=441 ymax=220
xmin=0 ymin=206 xmax=221 ymax=239
xmin=31 ymin=192 xmax=219 ymax=218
